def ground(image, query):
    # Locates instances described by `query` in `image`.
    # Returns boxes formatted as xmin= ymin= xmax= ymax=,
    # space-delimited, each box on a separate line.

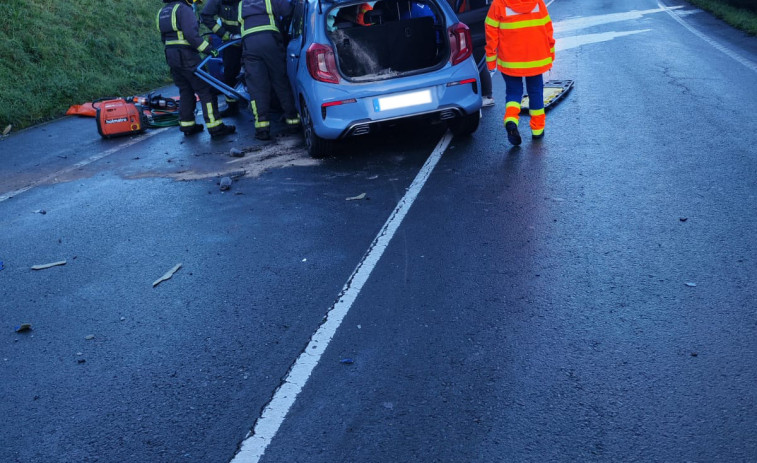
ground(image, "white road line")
xmin=659 ymin=0 xmax=757 ymax=74
xmin=230 ymin=130 xmax=455 ymax=463
xmin=0 ymin=128 xmax=166 ymax=203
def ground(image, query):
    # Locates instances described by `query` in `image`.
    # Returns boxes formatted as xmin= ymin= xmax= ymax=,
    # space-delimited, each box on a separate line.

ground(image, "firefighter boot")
xmin=505 ymin=121 xmax=522 ymax=146
xmin=181 ymin=124 xmax=204 ymax=136
xmin=255 ymin=128 xmax=271 ymax=141
xmin=209 ymin=123 xmax=236 ymax=140
xmin=219 ymin=101 xmax=239 ymax=118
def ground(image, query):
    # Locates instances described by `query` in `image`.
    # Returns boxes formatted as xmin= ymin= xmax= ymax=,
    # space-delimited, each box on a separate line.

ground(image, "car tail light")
xmin=448 ymin=22 xmax=472 ymax=66
xmin=306 ymin=43 xmax=340 ymax=84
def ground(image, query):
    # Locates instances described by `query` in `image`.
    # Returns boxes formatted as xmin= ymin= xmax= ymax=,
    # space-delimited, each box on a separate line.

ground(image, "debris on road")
xmin=0 ymin=261 xmax=4 ymax=271
xmin=679 ymin=217 xmax=688 ymax=222
xmin=2 ymin=124 xmax=11 ymax=137
xmin=15 ymin=323 xmax=32 ymax=333
xmin=340 ymin=358 xmax=354 ymax=365
xmin=346 ymin=193 xmax=367 ymax=201
xmin=220 ymin=177 xmax=232 ymax=191
xmin=685 ymin=282 xmax=697 ymax=287
xmin=85 ymin=335 xmax=95 ymax=340
xmin=33 ymin=209 xmax=47 ymax=215
xmin=229 ymin=148 xmax=245 ymax=158
xmin=153 ymin=263 xmax=182 ymax=287
xmin=31 ymin=260 xmax=66 ymax=270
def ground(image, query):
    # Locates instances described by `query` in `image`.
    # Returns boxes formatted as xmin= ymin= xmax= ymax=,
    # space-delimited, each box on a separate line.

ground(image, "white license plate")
xmin=374 ymin=89 xmax=432 ymax=112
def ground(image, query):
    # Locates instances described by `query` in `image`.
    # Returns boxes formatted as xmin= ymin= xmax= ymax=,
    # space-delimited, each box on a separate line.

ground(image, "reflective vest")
xmin=157 ymin=2 xmax=213 ymax=53
xmin=484 ymin=0 xmax=555 ymax=77
xmin=239 ymin=0 xmax=281 ymax=37
xmin=201 ymin=0 xmax=242 ymax=37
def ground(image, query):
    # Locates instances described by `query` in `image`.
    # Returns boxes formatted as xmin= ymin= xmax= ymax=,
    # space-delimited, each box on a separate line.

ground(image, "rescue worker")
xmin=200 ymin=0 xmax=244 ymax=117
xmin=485 ymin=0 xmax=554 ymax=146
xmin=239 ymin=0 xmax=301 ymax=141
xmin=158 ymin=0 xmax=236 ymax=138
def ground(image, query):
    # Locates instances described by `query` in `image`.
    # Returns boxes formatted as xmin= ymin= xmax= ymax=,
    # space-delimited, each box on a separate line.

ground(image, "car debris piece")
xmin=340 ymin=358 xmax=354 ymax=365
xmin=31 ymin=260 xmax=66 ymax=270
xmin=220 ymin=177 xmax=232 ymax=191
xmin=33 ymin=209 xmax=47 ymax=215
xmin=2 ymin=124 xmax=11 ymax=136
xmin=685 ymin=282 xmax=697 ymax=287
xmin=153 ymin=263 xmax=182 ymax=287
xmin=85 ymin=335 xmax=95 ymax=340
xmin=15 ymin=323 xmax=32 ymax=333
xmin=229 ymin=148 xmax=244 ymax=158
xmin=346 ymin=193 xmax=366 ymax=201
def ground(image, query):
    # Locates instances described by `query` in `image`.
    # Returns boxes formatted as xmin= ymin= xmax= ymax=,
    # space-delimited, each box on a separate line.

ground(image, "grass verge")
xmin=0 ymin=0 xmax=172 ymax=131
xmin=685 ymin=0 xmax=757 ymax=35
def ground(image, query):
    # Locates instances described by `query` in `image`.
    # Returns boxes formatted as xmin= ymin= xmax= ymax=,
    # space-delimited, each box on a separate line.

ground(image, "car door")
xmin=286 ymin=0 xmax=307 ymax=105
xmin=449 ymin=0 xmax=490 ymax=67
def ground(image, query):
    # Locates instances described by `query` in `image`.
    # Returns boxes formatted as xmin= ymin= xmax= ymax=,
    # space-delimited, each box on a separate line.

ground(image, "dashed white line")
xmin=659 ymin=0 xmax=757 ymax=74
xmin=0 ymin=128 xmax=166 ymax=203
xmin=230 ymin=130 xmax=455 ymax=463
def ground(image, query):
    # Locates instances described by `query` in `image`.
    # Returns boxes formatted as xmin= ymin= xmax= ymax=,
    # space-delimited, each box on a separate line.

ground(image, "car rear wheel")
xmin=450 ymin=110 xmax=480 ymax=137
xmin=301 ymin=101 xmax=333 ymax=158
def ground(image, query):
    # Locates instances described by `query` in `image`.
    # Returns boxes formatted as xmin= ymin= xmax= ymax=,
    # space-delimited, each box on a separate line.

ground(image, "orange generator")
xmin=94 ymin=98 xmax=146 ymax=138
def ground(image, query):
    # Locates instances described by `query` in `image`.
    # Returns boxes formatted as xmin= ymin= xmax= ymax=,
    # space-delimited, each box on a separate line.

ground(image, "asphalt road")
xmin=1 ymin=0 xmax=756 ymax=462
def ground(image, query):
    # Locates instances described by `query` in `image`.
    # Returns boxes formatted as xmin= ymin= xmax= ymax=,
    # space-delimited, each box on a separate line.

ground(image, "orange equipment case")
xmin=94 ymin=99 xmax=146 ymax=138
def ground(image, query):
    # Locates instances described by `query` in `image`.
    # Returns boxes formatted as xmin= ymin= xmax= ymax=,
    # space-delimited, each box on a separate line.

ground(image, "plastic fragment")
xmin=0 ymin=261 xmax=4 ymax=271
xmin=685 ymin=282 xmax=697 ymax=287
xmin=220 ymin=177 xmax=232 ymax=191
xmin=33 ymin=209 xmax=47 ymax=215
xmin=31 ymin=260 xmax=66 ymax=270
xmin=340 ymin=358 xmax=354 ymax=365
xmin=2 ymin=124 xmax=11 ymax=136
xmin=229 ymin=148 xmax=244 ymax=158
xmin=153 ymin=263 xmax=182 ymax=287
xmin=85 ymin=335 xmax=95 ymax=340
xmin=15 ymin=323 xmax=32 ymax=333
xmin=346 ymin=193 xmax=366 ymax=201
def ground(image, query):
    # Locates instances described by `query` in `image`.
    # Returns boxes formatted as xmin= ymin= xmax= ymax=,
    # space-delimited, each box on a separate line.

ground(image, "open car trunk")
xmin=327 ymin=0 xmax=449 ymax=81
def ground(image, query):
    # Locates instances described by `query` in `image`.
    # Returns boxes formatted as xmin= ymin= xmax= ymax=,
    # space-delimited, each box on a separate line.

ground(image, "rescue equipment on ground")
xmin=92 ymin=93 xmax=181 ymax=138
xmin=521 ymin=79 xmax=573 ymax=112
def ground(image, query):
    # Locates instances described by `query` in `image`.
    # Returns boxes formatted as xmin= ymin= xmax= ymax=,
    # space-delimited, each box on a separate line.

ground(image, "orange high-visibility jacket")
xmin=484 ymin=0 xmax=555 ymax=77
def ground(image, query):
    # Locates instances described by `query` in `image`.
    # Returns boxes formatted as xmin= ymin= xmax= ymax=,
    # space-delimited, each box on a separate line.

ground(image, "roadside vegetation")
xmin=0 ymin=0 xmax=170 ymax=131
xmin=687 ymin=0 xmax=757 ymax=35
xmin=1 ymin=0 xmax=755 ymax=133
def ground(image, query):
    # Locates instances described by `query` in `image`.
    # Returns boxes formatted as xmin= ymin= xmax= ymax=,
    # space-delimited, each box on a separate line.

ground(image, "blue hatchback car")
xmin=197 ymin=0 xmax=482 ymax=157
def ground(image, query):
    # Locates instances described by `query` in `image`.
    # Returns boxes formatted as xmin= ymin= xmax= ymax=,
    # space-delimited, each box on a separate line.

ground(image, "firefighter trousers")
xmin=165 ymin=47 xmax=222 ymax=131
xmin=222 ymin=42 xmax=243 ymax=104
xmin=241 ymin=31 xmax=298 ymax=131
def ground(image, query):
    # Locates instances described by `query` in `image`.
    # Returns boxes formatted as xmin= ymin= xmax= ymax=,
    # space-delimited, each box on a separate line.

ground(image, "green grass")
xmin=686 ymin=0 xmax=757 ymax=35
xmin=0 ymin=0 xmax=172 ymax=131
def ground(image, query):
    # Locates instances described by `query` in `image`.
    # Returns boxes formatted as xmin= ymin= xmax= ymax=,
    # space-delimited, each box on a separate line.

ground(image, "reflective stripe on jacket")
xmin=239 ymin=0 xmax=293 ymax=37
xmin=201 ymin=0 xmax=242 ymax=36
xmin=157 ymin=2 xmax=213 ymax=53
xmin=484 ymin=0 xmax=555 ymax=77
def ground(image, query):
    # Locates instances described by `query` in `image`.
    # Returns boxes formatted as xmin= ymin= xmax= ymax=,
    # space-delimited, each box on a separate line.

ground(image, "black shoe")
xmin=181 ymin=124 xmax=203 ymax=136
xmin=219 ymin=101 xmax=239 ymax=117
xmin=532 ymin=130 xmax=545 ymax=140
xmin=505 ymin=121 xmax=521 ymax=146
xmin=209 ymin=123 xmax=236 ymax=139
xmin=255 ymin=129 xmax=271 ymax=141
xmin=286 ymin=123 xmax=301 ymax=135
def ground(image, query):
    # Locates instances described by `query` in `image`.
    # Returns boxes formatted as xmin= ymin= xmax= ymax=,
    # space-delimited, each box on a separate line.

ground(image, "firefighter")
xmin=200 ymin=0 xmax=244 ymax=117
xmin=485 ymin=0 xmax=554 ymax=146
xmin=239 ymin=0 xmax=301 ymax=141
xmin=158 ymin=0 xmax=236 ymax=138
